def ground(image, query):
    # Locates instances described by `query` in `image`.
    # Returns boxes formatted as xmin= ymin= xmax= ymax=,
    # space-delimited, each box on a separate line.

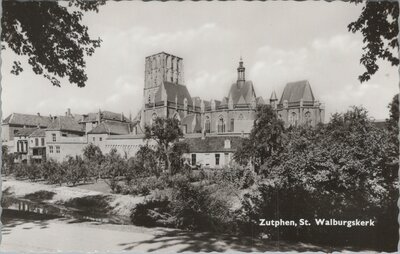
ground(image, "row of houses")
xmin=2 ymin=109 xmax=241 ymax=168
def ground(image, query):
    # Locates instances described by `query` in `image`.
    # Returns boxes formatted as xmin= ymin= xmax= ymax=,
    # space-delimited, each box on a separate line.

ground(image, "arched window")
xmin=173 ymin=112 xmax=180 ymax=123
xmin=218 ymin=116 xmax=225 ymax=133
xmin=230 ymin=118 xmax=235 ymax=132
xmin=184 ymin=98 xmax=188 ymax=111
xmin=304 ymin=111 xmax=311 ymax=126
xmin=205 ymin=116 xmax=211 ymax=133
xmin=151 ymin=113 xmax=157 ymax=125
xmin=289 ymin=112 xmax=298 ymax=126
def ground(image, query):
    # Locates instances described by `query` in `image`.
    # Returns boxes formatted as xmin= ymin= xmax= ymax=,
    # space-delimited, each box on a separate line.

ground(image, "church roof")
xmin=192 ymin=97 xmax=202 ymax=108
xmin=88 ymin=121 xmax=131 ymax=135
xmin=256 ymin=96 xmax=265 ymax=105
xmin=227 ymin=80 xmax=256 ymax=105
xmin=181 ymin=114 xmax=196 ymax=126
xmin=279 ymin=80 xmax=315 ymax=104
xmin=155 ymin=81 xmax=192 ymax=105
xmin=270 ymin=91 xmax=278 ymax=101
xmin=3 ymin=113 xmax=51 ymax=127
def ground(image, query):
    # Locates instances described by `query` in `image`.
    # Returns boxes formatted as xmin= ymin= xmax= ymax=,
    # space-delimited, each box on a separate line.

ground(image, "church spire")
xmin=237 ymin=56 xmax=245 ymax=87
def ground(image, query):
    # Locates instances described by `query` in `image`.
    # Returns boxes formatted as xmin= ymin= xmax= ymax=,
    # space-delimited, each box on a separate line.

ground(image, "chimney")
xmin=97 ymin=109 xmax=101 ymax=123
xmin=67 ymin=108 xmax=71 ymax=117
xmin=37 ymin=112 xmax=40 ymax=117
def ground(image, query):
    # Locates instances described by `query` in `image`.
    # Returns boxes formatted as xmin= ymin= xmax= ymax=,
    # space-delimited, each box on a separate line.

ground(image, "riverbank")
xmin=2 ymin=177 xmax=145 ymax=219
xmin=1 ymin=178 xmax=372 ymax=252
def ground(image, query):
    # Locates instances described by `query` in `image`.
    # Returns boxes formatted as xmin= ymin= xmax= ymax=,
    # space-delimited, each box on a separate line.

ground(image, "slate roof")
xmin=14 ymin=128 xmax=37 ymax=137
xmin=270 ymin=91 xmax=278 ymax=101
xmin=227 ymin=80 xmax=256 ymax=105
xmin=47 ymin=116 xmax=85 ymax=133
xmin=192 ymin=97 xmax=202 ymax=108
xmin=30 ymin=128 xmax=46 ymax=137
xmin=3 ymin=113 xmax=51 ymax=127
xmin=181 ymin=114 xmax=196 ymax=126
xmin=185 ymin=136 xmax=243 ymax=153
xmin=256 ymin=97 xmax=265 ymax=105
xmin=155 ymin=81 xmax=193 ymax=105
xmin=80 ymin=111 xmax=129 ymax=123
xmin=279 ymin=80 xmax=315 ymax=104
xmin=88 ymin=121 xmax=132 ymax=135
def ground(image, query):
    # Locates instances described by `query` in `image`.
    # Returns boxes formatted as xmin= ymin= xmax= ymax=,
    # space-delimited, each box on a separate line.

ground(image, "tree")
xmin=169 ymin=141 xmax=190 ymax=175
xmin=234 ymin=105 xmax=284 ymax=172
xmin=102 ymin=148 xmax=126 ymax=192
xmin=144 ymin=117 xmax=184 ymax=175
xmin=252 ymin=106 xmax=398 ymax=250
xmin=83 ymin=143 xmax=104 ymax=181
xmin=126 ymin=145 xmax=159 ymax=182
xmin=2 ymin=0 xmax=104 ymax=87
xmin=348 ymin=1 xmax=399 ymax=82
xmin=2 ymin=145 xmax=15 ymax=175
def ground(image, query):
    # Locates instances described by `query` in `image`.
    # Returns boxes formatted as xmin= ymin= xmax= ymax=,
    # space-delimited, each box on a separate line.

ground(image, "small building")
xmin=87 ymin=121 xmax=135 ymax=151
xmin=1 ymin=113 xmax=51 ymax=142
xmin=45 ymin=116 xmax=87 ymax=162
xmin=184 ymin=136 xmax=243 ymax=169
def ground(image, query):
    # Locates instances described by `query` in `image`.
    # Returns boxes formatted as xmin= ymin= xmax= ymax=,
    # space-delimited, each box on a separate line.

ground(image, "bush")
xmin=130 ymin=198 xmax=172 ymax=227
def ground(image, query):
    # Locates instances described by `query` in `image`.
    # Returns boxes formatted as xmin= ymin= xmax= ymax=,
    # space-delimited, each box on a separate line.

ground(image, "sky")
xmin=1 ymin=1 xmax=398 ymax=121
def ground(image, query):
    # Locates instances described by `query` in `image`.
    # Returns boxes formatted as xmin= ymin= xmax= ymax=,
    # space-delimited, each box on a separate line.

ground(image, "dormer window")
xmin=224 ymin=139 xmax=231 ymax=149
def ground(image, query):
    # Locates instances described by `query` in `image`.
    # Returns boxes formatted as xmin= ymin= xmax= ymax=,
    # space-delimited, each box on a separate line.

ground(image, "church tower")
xmin=237 ymin=57 xmax=245 ymax=88
xmin=143 ymin=52 xmax=184 ymax=105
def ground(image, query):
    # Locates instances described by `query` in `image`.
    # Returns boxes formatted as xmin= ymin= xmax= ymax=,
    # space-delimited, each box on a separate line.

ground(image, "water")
xmin=2 ymin=194 xmax=128 ymax=224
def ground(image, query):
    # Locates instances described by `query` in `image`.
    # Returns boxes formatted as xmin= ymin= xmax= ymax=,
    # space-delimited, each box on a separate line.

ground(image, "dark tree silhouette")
xmin=1 ymin=0 xmax=105 ymax=87
xmin=348 ymin=1 xmax=399 ymax=82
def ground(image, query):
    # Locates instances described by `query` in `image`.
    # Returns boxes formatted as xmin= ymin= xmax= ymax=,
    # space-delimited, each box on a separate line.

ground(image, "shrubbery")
xmin=131 ymin=181 xmax=234 ymax=233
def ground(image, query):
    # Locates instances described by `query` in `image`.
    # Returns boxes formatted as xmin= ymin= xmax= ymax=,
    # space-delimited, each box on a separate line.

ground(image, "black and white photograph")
xmin=0 ymin=0 xmax=398 ymax=252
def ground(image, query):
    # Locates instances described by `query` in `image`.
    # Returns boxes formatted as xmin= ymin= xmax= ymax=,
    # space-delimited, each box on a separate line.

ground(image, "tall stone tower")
xmin=143 ymin=52 xmax=184 ymax=105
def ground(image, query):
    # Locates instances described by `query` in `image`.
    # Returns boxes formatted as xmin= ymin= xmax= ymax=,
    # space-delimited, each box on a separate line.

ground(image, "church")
xmin=135 ymin=52 xmax=325 ymax=136
xmin=3 ymin=51 xmax=325 ymax=168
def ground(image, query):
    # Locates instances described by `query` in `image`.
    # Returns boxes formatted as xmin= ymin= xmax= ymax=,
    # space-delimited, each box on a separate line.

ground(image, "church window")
xmin=305 ymin=111 xmax=312 ymax=126
xmin=218 ymin=117 xmax=225 ymax=133
xmin=205 ymin=116 xmax=211 ymax=133
xmin=151 ymin=113 xmax=157 ymax=125
xmin=289 ymin=112 xmax=298 ymax=126
xmin=230 ymin=118 xmax=235 ymax=132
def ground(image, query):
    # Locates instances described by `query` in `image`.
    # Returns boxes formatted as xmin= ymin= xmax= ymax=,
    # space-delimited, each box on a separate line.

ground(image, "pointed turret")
xmin=237 ymin=56 xmax=245 ymax=88
xmin=270 ymin=91 xmax=278 ymax=109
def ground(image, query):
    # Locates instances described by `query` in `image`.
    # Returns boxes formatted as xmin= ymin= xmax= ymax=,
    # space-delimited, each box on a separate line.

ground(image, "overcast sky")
xmin=1 ymin=1 xmax=398 ymax=121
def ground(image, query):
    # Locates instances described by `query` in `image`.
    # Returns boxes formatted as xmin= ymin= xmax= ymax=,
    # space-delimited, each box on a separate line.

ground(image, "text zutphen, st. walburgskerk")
xmin=259 ymin=219 xmax=375 ymax=228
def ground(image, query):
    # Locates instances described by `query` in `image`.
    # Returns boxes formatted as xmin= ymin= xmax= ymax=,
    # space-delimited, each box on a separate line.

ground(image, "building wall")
xmin=45 ymin=131 xmax=88 ymax=162
xmin=183 ymin=152 xmax=233 ymax=169
xmin=277 ymin=105 xmax=324 ymax=128
xmin=201 ymin=109 xmax=255 ymax=134
xmin=104 ymin=136 xmax=156 ymax=159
